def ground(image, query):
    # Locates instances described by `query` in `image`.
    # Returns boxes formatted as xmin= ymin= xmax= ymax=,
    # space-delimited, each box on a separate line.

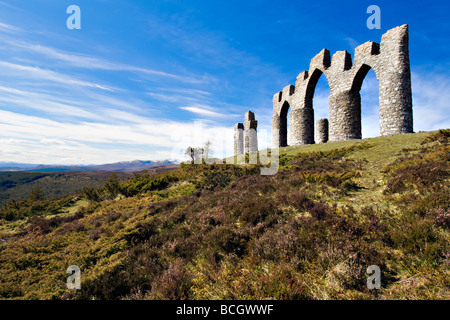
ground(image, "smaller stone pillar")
xmin=244 ymin=111 xmax=258 ymax=154
xmin=234 ymin=123 xmax=244 ymax=156
xmin=316 ymin=118 xmax=329 ymax=143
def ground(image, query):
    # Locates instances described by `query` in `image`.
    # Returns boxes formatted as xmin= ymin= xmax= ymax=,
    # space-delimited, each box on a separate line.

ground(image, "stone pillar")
xmin=290 ymin=108 xmax=314 ymax=145
xmin=272 ymin=115 xmax=281 ymax=149
xmin=244 ymin=111 xmax=258 ymax=154
xmin=234 ymin=123 xmax=244 ymax=156
xmin=316 ymin=118 xmax=329 ymax=143
xmin=329 ymin=90 xmax=361 ymax=141
xmin=378 ymin=24 xmax=413 ymax=135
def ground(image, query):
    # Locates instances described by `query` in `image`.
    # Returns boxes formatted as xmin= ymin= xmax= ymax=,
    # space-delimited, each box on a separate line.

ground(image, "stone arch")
xmin=271 ymin=25 xmax=413 ymax=148
xmin=298 ymin=68 xmax=330 ymax=144
xmin=272 ymin=85 xmax=295 ymax=148
xmin=351 ymin=64 xmax=380 ymax=137
xmin=352 ymin=63 xmax=376 ymax=92
xmin=305 ymin=68 xmax=327 ymax=109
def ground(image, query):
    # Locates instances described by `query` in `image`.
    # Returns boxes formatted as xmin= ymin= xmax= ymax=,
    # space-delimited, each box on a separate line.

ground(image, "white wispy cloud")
xmin=0 ymin=22 xmax=20 ymax=33
xmin=157 ymin=87 xmax=213 ymax=97
xmin=411 ymin=71 xmax=450 ymax=131
xmin=147 ymin=92 xmax=195 ymax=103
xmin=343 ymin=37 xmax=359 ymax=51
xmin=0 ymin=61 xmax=115 ymax=91
xmin=180 ymin=105 xmax=224 ymax=118
xmin=0 ymin=110 xmax=235 ymax=164
xmin=147 ymin=87 xmax=213 ymax=104
xmin=0 ymin=2 xmax=19 ymax=10
xmin=0 ymin=85 xmax=104 ymax=120
xmin=7 ymin=40 xmax=206 ymax=84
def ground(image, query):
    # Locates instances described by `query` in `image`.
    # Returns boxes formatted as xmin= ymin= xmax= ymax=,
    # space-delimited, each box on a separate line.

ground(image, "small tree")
xmin=184 ymin=146 xmax=204 ymax=164
xmin=83 ymin=173 xmax=122 ymax=202
xmin=204 ymin=140 xmax=213 ymax=162
xmin=82 ymin=186 xmax=101 ymax=202
xmin=185 ymin=147 xmax=195 ymax=164
xmin=104 ymin=172 xmax=121 ymax=199
xmin=29 ymin=187 xmax=45 ymax=201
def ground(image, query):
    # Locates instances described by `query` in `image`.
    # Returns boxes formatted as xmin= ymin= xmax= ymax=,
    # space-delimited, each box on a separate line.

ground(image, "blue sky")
xmin=0 ymin=0 xmax=449 ymax=164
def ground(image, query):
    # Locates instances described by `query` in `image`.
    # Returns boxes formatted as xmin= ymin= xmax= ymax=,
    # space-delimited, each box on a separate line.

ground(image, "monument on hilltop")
xmin=234 ymin=24 xmax=413 ymax=156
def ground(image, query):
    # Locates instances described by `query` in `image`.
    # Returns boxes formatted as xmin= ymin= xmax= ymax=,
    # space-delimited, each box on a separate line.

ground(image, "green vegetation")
xmin=0 ymin=172 xmax=113 ymax=207
xmin=0 ymin=130 xmax=449 ymax=300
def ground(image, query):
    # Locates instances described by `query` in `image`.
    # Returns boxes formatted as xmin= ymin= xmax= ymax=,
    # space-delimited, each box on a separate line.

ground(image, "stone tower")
xmin=244 ymin=111 xmax=258 ymax=154
xmin=234 ymin=123 xmax=244 ymax=155
xmin=272 ymin=24 xmax=413 ymax=148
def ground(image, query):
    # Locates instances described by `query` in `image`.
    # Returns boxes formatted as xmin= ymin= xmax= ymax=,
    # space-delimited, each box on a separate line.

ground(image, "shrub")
xmin=150 ymin=260 xmax=192 ymax=299
xmin=29 ymin=187 xmax=45 ymax=201
xmin=431 ymin=208 xmax=450 ymax=229
xmin=26 ymin=210 xmax=84 ymax=235
xmin=309 ymin=200 xmax=329 ymax=221
xmin=82 ymin=186 xmax=101 ymax=202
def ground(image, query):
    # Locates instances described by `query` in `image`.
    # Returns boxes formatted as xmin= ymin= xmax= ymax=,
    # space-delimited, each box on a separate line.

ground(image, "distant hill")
xmin=0 ymin=162 xmax=39 ymax=171
xmin=0 ymin=164 xmax=179 ymax=206
xmin=0 ymin=160 xmax=179 ymax=173
xmin=87 ymin=160 xmax=179 ymax=172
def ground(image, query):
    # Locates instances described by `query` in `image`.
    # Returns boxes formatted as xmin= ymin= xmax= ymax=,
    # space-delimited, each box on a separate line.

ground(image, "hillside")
xmin=0 ymin=130 xmax=448 ymax=300
xmin=0 ymin=160 xmax=179 ymax=172
xmin=0 ymin=171 xmax=127 ymax=207
xmin=0 ymin=165 xmax=179 ymax=207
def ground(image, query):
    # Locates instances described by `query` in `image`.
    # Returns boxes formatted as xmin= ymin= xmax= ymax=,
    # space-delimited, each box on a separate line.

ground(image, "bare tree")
xmin=204 ymin=140 xmax=212 ymax=162
xmin=184 ymin=146 xmax=204 ymax=164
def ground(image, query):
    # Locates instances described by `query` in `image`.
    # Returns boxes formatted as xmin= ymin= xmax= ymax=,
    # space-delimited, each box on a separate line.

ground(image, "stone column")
xmin=378 ymin=25 xmax=413 ymax=135
xmin=244 ymin=111 xmax=258 ymax=154
xmin=329 ymin=90 xmax=361 ymax=141
xmin=272 ymin=115 xmax=281 ymax=149
xmin=234 ymin=123 xmax=244 ymax=156
xmin=290 ymin=108 xmax=314 ymax=145
xmin=316 ymin=118 xmax=329 ymax=143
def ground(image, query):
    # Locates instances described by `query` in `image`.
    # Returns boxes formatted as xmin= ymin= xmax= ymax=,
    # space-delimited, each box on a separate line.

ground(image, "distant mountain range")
xmin=0 ymin=160 xmax=179 ymax=172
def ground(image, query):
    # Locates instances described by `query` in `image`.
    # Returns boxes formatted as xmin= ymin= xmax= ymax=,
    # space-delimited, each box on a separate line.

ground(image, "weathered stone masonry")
xmin=316 ymin=118 xmax=329 ymax=143
xmin=272 ymin=24 xmax=413 ymax=148
xmin=244 ymin=111 xmax=258 ymax=154
xmin=234 ymin=111 xmax=258 ymax=156
xmin=234 ymin=123 xmax=244 ymax=156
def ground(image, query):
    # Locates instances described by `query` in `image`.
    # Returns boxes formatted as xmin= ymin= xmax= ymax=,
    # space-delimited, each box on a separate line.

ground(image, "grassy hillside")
xmin=0 ymin=171 xmax=140 ymax=207
xmin=0 ymin=130 xmax=448 ymax=300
